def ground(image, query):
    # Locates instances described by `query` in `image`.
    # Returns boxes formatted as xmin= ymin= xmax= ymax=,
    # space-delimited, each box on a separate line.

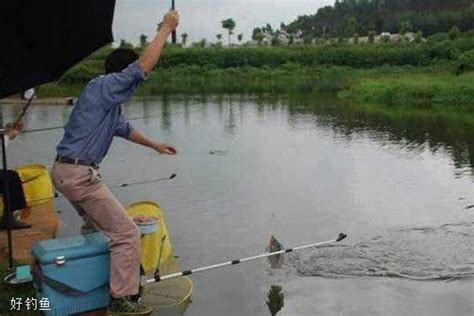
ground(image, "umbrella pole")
xmin=171 ymin=0 xmax=177 ymax=44
xmin=1 ymin=131 xmax=14 ymax=270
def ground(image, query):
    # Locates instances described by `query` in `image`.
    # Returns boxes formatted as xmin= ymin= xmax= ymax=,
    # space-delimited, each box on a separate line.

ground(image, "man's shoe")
xmin=107 ymin=297 xmax=152 ymax=315
xmin=10 ymin=220 xmax=32 ymax=230
xmin=0 ymin=218 xmax=32 ymax=230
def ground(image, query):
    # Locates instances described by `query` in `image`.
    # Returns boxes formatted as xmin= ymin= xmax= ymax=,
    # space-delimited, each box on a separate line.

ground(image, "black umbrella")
xmin=0 ymin=0 xmax=116 ymax=98
xmin=0 ymin=0 xmax=117 ymax=284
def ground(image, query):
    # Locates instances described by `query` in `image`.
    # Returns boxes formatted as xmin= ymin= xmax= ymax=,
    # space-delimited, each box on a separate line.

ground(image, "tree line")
xmin=283 ymin=0 xmax=473 ymax=39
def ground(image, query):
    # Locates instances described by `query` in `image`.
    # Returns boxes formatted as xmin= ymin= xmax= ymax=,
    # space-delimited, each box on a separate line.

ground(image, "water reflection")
xmin=265 ymin=285 xmax=284 ymax=316
xmin=283 ymin=94 xmax=474 ymax=176
xmin=4 ymin=94 xmax=473 ymax=177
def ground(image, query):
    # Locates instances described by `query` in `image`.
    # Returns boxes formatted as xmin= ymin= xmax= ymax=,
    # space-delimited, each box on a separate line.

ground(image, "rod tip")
xmin=336 ymin=233 xmax=347 ymax=242
xmin=169 ymin=173 xmax=177 ymax=179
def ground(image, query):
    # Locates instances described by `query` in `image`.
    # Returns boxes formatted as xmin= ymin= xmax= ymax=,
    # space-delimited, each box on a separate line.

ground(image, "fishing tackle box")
xmin=31 ymin=233 xmax=110 ymax=315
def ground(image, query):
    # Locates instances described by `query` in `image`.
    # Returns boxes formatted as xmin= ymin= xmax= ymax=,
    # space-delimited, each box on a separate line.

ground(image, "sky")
xmin=113 ymin=0 xmax=334 ymax=45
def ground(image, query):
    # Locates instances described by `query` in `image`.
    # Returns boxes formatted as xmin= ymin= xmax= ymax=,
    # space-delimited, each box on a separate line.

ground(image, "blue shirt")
xmin=56 ymin=61 xmax=146 ymax=165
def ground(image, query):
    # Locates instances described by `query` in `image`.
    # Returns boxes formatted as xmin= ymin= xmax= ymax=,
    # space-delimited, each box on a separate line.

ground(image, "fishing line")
xmin=28 ymin=173 xmax=177 ymax=203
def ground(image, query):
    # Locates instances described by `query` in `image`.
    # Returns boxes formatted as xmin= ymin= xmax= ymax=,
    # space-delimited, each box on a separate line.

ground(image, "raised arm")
xmin=138 ymin=10 xmax=180 ymax=75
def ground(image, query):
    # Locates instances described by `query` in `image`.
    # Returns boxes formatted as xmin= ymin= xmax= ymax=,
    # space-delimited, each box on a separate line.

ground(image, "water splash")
xmin=291 ymin=222 xmax=474 ymax=281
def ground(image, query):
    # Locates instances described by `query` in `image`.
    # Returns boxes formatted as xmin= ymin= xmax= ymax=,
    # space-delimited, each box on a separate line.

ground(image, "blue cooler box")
xmin=32 ymin=233 xmax=110 ymax=315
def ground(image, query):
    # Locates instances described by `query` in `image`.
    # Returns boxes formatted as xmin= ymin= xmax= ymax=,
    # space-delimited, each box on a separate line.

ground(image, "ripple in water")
xmin=290 ymin=222 xmax=474 ymax=281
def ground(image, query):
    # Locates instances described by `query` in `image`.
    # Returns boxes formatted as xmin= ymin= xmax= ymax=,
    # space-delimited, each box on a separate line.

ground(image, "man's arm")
xmin=128 ymin=127 xmax=177 ymax=155
xmin=138 ymin=10 xmax=180 ymax=75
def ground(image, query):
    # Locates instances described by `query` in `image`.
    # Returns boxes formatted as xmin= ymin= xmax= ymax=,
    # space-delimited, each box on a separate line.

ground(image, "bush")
xmin=60 ymin=60 xmax=103 ymax=83
xmin=428 ymin=32 xmax=450 ymax=43
xmin=456 ymin=50 xmax=474 ymax=74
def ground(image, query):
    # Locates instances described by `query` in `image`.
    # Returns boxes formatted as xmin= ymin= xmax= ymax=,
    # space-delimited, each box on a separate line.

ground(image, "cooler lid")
xmin=32 ymin=233 xmax=110 ymax=264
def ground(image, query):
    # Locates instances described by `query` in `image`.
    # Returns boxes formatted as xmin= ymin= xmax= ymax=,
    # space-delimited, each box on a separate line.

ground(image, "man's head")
xmin=104 ymin=48 xmax=139 ymax=74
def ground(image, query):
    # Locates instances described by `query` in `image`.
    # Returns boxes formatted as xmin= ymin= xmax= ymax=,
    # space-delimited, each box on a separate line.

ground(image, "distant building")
xmin=350 ymin=32 xmax=419 ymax=44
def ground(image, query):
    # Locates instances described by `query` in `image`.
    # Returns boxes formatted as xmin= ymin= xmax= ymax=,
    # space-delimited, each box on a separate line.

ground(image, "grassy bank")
xmin=339 ymin=70 xmax=474 ymax=110
xmin=39 ymin=65 xmax=474 ymax=111
xmin=36 ymin=38 xmax=474 ymax=111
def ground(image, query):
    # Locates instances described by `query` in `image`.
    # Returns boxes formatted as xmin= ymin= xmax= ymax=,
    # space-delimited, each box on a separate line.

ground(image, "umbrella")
xmin=0 ymin=0 xmax=116 ymax=98
xmin=0 ymin=0 xmax=117 ymax=284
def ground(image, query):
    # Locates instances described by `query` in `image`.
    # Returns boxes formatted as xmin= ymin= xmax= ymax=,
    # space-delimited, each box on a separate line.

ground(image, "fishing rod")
xmin=14 ymin=93 xmax=36 ymax=125
xmin=148 ymin=233 xmax=347 ymax=283
xmin=29 ymin=173 xmax=177 ymax=203
xmin=116 ymin=173 xmax=177 ymax=188
xmin=22 ymin=114 xmax=164 ymax=134
xmin=53 ymin=173 xmax=177 ymax=198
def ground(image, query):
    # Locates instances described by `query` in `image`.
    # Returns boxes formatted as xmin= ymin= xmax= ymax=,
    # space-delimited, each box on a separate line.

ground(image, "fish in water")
xmin=266 ymin=235 xmax=284 ymax=269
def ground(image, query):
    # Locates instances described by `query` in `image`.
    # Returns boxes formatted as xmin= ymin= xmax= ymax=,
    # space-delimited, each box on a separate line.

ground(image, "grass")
xmin=37 ymin=64 xmax=354 ymax=97
xmin=339 ymin=71 xmax=474 ymax=111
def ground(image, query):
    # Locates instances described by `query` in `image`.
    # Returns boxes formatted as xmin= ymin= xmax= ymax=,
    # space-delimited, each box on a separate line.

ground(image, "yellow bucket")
xmin=126 ymin=201 xmax=174 ymax=273
xmin=17 ymin=164 xmax=54 ymax=207
xmin=0 ymin=164 xmax=53 ymax=216
xmin=126 ymin=201 xmax=193 ymax=315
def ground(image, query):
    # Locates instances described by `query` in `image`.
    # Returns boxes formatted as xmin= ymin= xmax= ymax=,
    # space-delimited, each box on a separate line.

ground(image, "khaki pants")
xmin=51 ymin=162 xmax=140 ymax=298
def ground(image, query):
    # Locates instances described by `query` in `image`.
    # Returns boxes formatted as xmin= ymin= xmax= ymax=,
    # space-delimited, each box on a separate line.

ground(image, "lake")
xmin=4 ymin=94 xmax=474 ymax=315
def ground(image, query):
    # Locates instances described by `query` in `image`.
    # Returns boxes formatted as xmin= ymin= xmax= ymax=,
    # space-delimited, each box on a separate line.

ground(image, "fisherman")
xmin=51 ymin=10 xmax=180 ymax=315
xmin=0 ymin=122 xmax=32 ymax=230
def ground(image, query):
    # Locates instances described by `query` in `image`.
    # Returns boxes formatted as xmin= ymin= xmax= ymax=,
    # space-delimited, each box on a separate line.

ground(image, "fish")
xmin=266 ymin=235 xmax=284 ymax=269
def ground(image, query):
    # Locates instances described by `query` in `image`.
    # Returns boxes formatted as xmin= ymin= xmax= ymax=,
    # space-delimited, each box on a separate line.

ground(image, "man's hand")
xmin=161 ymin=10 xmax=180 ymax=33
xmin=5 ymin=122 xmax=23 ymax=140
xmin=138 ymin=10 xmax=180 ymax=74
xmin=153 ymin=143 xmax=178 ymax=155
xmin=127 ymin=128 xmax=178 ymax=155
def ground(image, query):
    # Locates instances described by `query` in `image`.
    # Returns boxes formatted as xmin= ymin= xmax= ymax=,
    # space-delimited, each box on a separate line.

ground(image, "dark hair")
xmin=104 ymin=48 xmax=139 ymax=74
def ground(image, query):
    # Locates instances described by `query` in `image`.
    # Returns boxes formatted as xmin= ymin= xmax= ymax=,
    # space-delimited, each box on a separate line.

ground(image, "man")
xmin=0 ymin=122 xmax=32 ymax=230
xmin=51 ymin=10 xmax=179 ymax=315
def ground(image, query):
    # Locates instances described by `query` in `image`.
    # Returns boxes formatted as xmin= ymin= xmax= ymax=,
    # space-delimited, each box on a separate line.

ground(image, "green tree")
xmin=271 ymin=36 xmax=281 ymax=46
xmin=381 ymin=34 xmax=391 ymax=43
xmin=139 ymin=34 xmax=148 ymax=49
xmin=119 ymin=39 xmax=133 ymax=49
xmin=222 ymin=18 xmax=237 ymax=46
xmin=216 ymin=34 xmax=223 ymax=42
xmin=400 ymin=20 xmax=413 ymax=35
xmin=303 ymin=35 xmax=313 ymax=44
xmin=266 ymin=285 xmax=284 ymax=316
xmin=196 ymin=39 xmax=206 ymax=48
xmin=237 ymin=33 xmax=243 ymax=44
xmin=288 ymin=34 xmax=295 ymax=45
xmin=368 ymin=31 xmax=376 ymax=44
xmin=346 ymin=17 xmax=358 ymax=37
xmin=254 ymin=32 xmax=265 ymax=45
xmin=449 ymin=26 xmax=461 ymax=40
xmin=181 ymin=33 xmax=188 ymax=47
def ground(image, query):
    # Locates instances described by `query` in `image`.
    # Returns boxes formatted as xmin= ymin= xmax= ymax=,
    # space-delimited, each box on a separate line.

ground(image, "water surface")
xmin=4 ymin=94 xmax=473 ymax=315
